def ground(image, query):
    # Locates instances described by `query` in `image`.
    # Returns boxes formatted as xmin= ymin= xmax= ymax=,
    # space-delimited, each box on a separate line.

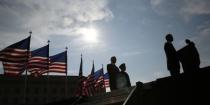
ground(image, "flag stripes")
xmin=2 ymin=49 xmax=28 ymax=75
xmin=82 ymin=68 xmax=106 ymax=96
xmin=27 ymin=45 xmax=49 ymax=75
xmin=0 ymin=49 xmax=28 ymax=61
xmin=3 ymin=61 xmax=26 ymax=75
xmin=94 ymin=68 xmax=104 ymax=86
xmin=88 ymin=61 xmax=96 ymax=96
xmin=104 ymin=73 xmax=110 ymax=88
xmin=0 ymin=36 xmax=30 ymax=76
xmin=48 ymin=62 xmax=67 ymax=73
xmin=82 ymin=74 xmax=95 ymax=96
xmin=41 ymin=51 xmax=67 ymax=74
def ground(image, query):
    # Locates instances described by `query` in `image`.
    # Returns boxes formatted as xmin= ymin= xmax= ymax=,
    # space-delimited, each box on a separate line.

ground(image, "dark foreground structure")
xmin=1 ymin=67 xmax=210 ymax=105
xmin=45 ymin=67 xmax=210 ymax=105
xmin=0 ymin=75 xmax=80 ymax=105
xmin=124 ymin=67 xmax=210 ymax=105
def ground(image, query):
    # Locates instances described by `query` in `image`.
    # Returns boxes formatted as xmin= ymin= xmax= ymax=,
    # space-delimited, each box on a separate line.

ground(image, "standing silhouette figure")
xmin=107 ymin=56 xmax=120 ymax=91
xmin=178 ymin=39 xmax=200 ymax=73
xmin=117 ymin=63 xmax=131 ymax=88
xmin=164 ymin=34 xmax=180 ymax=76
xmin=185 ymin=39 xmax=200 ymax=71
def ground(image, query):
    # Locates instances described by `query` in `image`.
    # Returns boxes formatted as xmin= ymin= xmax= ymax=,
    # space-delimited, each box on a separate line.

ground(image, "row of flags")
xmin=76 ymin=56 xmax=110 ymax=96
xmin=67 ymin=55 xmax=110 ymax=96
xmin=0 ymin=36 xmax=67 ymax=76
xmin=0 ymin=35 xmax=110 ymax=96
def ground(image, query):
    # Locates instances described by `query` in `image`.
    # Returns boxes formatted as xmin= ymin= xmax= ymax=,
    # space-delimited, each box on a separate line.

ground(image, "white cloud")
xmin=192 ymin=21 xmax=210 ymax=44
xmin=0 ymin=0 xmax=113 ymax=49
xmin=150 ymin=0 xmax=164 ymax=7
xmin=150 ymin=0 xmax=183 ymax=16
xmin=150 ymin=0 xmax=210 ymax=21
xmin=187 ymin=21 xmax=210 ymax=67
xmin=182 ymin=0 xmax=210 ymax=15
xmin=181 ymin=0 xmax=210 ymax=21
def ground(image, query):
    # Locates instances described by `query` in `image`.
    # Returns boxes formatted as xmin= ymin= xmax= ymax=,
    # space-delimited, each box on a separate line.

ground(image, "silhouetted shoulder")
xmin=107 ymin=64 xmax=112 ymax=71
xmin=164 ymin=42 xmax=172 ymax=49
xmin=107 ymin=64 xmax=112 ymax=67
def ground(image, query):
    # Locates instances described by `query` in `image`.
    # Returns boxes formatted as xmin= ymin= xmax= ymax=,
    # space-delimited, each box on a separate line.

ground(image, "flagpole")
xmin=23 ymin=31 xmax=32 ymax=104
xmin=80 ymin=54 xmax=83 ymax=96
xmin=90 ymin=60 xmax=95 ymax=96
xmin=46 ymin=40 xmax=50 ymax=103
xmin=101 ymin=64 xmax=105 ymax=93
xmin=65 ymin=47 xmax=68 ymax=99
xmin=92 ymin=60 xmax=94 ymax=75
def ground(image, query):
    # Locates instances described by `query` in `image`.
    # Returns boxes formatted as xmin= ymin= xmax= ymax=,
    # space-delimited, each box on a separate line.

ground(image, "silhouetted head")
xmin=185 ymin=39 xmax=195 ymax=46
xmin=111 ymin=56 xmax=117 ymax=64
xmin=165 ymin=34 xmax=173 ymax=42
xmin=119 ymin=63 xmax=126 ymax=72
xmin=185 ymin=39 xmax=191 ymax=45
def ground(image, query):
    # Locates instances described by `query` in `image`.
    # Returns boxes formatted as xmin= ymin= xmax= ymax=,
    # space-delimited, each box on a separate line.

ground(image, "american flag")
xmin=43 ymin=51 xmax=67 ymax=74
xmin=94 ymin=68 xmax=105 ymax=93
xmin=27 ymin=45 xmax=49 ymax=76
xmin=82 ymin=62 xmax=96 ymax=96
xmin=0 ymin=36 xmax=30 ymax=76
xmin=104 ymin=73 xmax=110 ymax=88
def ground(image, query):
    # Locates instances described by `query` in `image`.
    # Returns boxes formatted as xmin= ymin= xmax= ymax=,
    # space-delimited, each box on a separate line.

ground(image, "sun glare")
xmin=79 ymin=27 xmax=98 ymax=43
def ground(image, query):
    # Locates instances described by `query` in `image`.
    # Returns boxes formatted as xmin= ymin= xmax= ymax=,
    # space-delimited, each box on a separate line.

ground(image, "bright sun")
xmin=79 ymin=27 xmax=98 ymax=43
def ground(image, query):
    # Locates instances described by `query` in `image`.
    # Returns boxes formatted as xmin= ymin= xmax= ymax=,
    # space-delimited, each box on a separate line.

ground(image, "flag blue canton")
xmin=50 ymin=51 xmax=67 ymax=62
xmin=42 ymin=51 xmax=67 ymax=74
xmin=31 ymin=45 xmax=49 ymax=57
xmin=94 ymin=68 xmax=104 ymax=80
xmin=104 ymin=72 xmax=109 ymax=79
xmin=5 ymin=36 xmax=30 ymax=49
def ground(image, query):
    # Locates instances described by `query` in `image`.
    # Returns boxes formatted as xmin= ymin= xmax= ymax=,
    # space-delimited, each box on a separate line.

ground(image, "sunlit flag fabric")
xmin=28 ymin=45 xmax=49 ymax=76
xmin=0 ymin=36 xmax=31 ymax=76
xmin=94 ymin=68 xmax=105 ymax=93
xmin=46 ymin=51 xmax=67 ymax=74
xmin=104 ymin=73 xmax=110 ymax=88
xmin=82 ymin=62 xmax=96 ymax=96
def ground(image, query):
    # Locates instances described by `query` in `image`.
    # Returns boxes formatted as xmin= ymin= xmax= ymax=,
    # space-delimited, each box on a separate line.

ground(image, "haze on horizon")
xmin=0 ymin=0 xmax=210 ymax=85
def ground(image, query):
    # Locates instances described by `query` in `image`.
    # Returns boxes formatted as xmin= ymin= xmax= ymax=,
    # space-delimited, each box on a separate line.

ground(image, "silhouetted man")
xmin=164 ymin=34 xmax=180 ymax=76
xmin=116 ymin=63 xmax=131 ymax=89
xmin=178 ymin=39 xmax=200 ymax=72
xmin=107 ymin=56 xmax=120 ymax=90
xmin=186 ymin=39 xmax=200 ymax=71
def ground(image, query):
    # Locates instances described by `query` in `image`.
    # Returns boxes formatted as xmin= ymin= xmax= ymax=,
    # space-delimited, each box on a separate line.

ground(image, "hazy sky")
xmin=1 ymin=0 xmax=210 ymax=85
